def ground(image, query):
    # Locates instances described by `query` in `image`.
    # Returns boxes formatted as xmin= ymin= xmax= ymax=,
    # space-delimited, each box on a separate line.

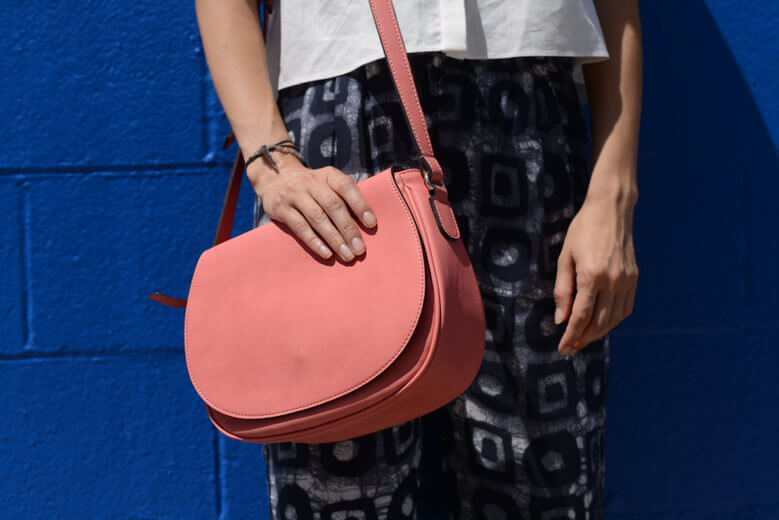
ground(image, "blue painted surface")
xmin=0 ymin=1 xmax=775 ymax=518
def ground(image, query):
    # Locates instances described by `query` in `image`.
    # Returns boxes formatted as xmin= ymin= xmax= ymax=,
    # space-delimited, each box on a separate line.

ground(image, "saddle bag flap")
xmin=184 ymin=169 xmax=428 ymax=419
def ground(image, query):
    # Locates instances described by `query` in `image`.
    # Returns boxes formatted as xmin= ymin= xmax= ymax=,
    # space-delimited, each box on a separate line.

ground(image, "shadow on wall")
xmin=605 ymin=1 xmax=778 ymax=519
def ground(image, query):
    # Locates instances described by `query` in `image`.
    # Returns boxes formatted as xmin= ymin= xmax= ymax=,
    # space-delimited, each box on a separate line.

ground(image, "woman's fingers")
xmin=553 ymin=249 xmax=576 ymax=325
xmin=557 ymin=271 xmax=599 ymax=356
xmin=561 ymin=262 xmax=639 ymax=355
xmin=292 ymin=192 xmax=356 ymax=262
xmin=278 ymin=206 xmax=334 ymax=260
xmin=326 ymin=168 xmax=378 ymax=229
xmin=621 ymin=269 xmax=639 ymax=320
xmin=257 ymin=165 xmax=376 ymax=263
xmin=571 ymin=286 xmax=614 ymax=353
xmin=607 ymin=287 xmax=628 ymax=331
xmin=310 ymin=178 xmax=367 ymax=258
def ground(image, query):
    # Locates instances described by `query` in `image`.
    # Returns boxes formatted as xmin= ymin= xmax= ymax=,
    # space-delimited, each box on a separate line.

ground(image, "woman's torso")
xmin=264 ymin=0 xmax=609 ymax=97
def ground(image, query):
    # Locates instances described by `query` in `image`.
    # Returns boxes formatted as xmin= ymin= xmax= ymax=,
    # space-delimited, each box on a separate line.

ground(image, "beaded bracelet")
xmin=244 ymin=139 xmax=305 ymax=173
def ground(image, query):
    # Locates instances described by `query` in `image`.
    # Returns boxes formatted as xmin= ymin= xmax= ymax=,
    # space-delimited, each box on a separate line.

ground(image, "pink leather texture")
xmin=197 ymin=169 xmax=486 ymax=443
xmin=151 ymin=0 xmax=487 ymax=444
xmin=185 ymin=169 xmax=427 ymax=419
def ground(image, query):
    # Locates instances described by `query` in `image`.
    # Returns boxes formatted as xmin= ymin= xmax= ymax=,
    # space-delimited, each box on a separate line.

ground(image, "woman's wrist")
xmin=584 ymin=169 xmax=639 ymax=216
xmin=246 ymin=149 xmax=306 ymax=194
xmin=587 ymin=153 xmax=638 ymax=208
xmin=586 ymin=132 xmax=640 ymax=207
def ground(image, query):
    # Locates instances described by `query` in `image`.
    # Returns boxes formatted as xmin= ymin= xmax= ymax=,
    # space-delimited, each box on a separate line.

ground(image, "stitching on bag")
xmin=370 ymin=0 xmax=433 ymax=155
xmin=185 ymin=168 xmax=427 ymax=418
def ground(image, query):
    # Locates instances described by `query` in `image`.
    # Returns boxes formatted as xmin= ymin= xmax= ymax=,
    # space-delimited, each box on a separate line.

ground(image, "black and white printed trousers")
xmin=253 ymin=52 xmax=610 ymax=520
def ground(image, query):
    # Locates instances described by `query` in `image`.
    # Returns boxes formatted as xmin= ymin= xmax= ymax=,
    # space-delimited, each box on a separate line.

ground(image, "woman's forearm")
xmin=553 ymin=0 xmax=642 ymax=353
xmin=583 ymin=0 xmax=643 ymax=204
xmin=195 ymin=0 xmax=297 ymax=189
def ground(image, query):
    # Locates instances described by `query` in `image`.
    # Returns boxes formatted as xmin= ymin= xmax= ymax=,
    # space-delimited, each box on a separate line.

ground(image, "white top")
xmin=264 ymin=0 xmax=609 ymax=96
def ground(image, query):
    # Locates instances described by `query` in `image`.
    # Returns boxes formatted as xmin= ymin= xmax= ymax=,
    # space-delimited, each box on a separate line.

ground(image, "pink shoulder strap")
xmin=149 ymin=0 xmax=442 ymax=308
xmin=367 ymin=0 xmax=444 ymax=183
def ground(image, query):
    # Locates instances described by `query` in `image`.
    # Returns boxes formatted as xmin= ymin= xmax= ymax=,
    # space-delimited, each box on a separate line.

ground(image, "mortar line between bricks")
xmin=0 ymin=162 xmax=233 ymax=176
xmin=0 ymin=347 xmax=183 ymax=361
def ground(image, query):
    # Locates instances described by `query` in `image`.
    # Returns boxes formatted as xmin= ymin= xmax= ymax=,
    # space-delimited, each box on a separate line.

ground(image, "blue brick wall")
xmin=1 ymin=1 xmax=776 ymax=518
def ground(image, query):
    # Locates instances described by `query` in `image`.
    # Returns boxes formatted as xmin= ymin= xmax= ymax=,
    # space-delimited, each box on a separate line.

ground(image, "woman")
xmin=195 ymin=0 xmax=641 ymax=518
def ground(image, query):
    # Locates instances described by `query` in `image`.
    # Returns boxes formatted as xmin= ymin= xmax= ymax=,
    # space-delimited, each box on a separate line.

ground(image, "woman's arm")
xmin=195 ymin=0 xmax=377 ymax=262
xmin=195 ymin=0 xmax=293 ymax=189
xmin=554 ymin=0 xmax=642 ymax=355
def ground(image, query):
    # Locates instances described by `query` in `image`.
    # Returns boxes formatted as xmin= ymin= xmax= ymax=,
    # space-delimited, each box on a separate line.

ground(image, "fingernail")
xmin=362 ymin=211 xmax=377 ymax=227
xmin=319 ymin=243 xmax=333 ymax=258
xmin=339 ymin=243 xmax=354 ymax=261
xmin=351 ymin=236 xmax=365 ymax=255
xmin=554 ymin=307 xmax=563 ymax=324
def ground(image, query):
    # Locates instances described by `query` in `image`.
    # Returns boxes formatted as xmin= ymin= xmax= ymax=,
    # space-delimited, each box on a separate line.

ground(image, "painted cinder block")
xmin=0 ymin=356 xmax=217 ymax=518
xmin=704 ymin=0 xmax=779 ymax=136
xmin=206 ymin=77 xmax=236 ymax=160
xmin=746 ymin=160 xmax=779 ymax=326
xmin=623 ymin=1 xmax=758 ymax=335
xmin=603 ymin=505 xmax=779 ymax=520
xmin=0 ymin=178 xmax=26 ymax=353
xmin=23 ymin=168 xmax=256 ymax=353
xmin=0 ymin=1 xmax=206 ymax=167
xmin=219 ymin=437 xmax=270 ymax=520
xmin=605 ymin=328 xmax=778 ymax=516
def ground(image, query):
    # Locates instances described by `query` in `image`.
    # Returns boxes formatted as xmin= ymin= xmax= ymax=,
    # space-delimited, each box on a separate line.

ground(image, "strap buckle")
xmin=416 ymin=153 xmax=443 ymax=192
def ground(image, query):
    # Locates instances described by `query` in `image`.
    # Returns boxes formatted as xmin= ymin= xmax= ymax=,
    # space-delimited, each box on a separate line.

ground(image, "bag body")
xmin=194 ymin=167 xmax=485 ymax=443
xmin=150 ymin=0 xmax=486 ymax=444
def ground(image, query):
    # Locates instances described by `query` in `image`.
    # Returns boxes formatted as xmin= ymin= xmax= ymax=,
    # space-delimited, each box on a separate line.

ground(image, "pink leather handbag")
xmin=150 ymin=0 xmax=486 ymax=444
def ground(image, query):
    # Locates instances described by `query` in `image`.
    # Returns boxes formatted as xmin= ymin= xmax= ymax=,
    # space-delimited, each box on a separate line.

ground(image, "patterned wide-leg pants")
xmin=253 ymin=52 xmax=610 ymax=520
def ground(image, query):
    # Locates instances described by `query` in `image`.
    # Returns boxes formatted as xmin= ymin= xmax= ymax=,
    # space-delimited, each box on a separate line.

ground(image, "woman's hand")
xmin=557 ymin=0 xmax=643 ymax=356
xmin=553 ymin=187 xmax=639 ymax=356
xmin=196 ymin=0 xmax=377 ymax=263
xmin=248 ymin=153 xmax=378 ymax=262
